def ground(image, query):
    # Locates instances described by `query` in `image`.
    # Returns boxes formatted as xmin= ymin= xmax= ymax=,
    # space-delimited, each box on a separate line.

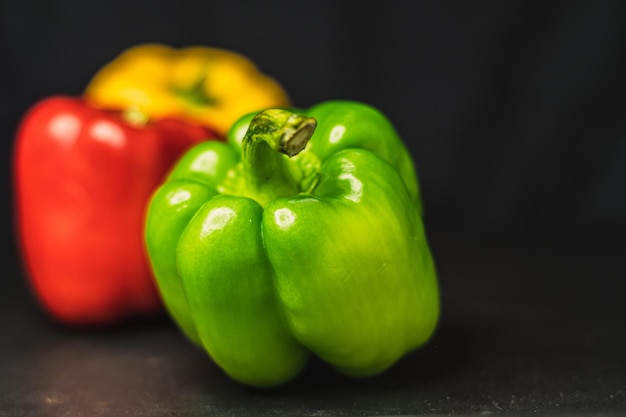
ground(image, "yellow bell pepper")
xmin=84 ymin=44 xmax=291 ymax=136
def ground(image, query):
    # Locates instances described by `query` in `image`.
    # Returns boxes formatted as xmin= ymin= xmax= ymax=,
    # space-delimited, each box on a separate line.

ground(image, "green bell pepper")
xmin=145 ymin=100 xmax=440 ymax=387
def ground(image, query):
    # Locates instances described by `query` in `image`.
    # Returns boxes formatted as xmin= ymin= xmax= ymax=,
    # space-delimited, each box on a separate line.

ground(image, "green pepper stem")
xmin=242 ymin=109 xmax=317 ymax=206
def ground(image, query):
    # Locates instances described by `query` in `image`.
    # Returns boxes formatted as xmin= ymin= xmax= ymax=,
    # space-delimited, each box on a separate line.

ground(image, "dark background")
xmin=1 ymin=1 xmax=625 ymax=416
xmin=2 ymin=1 xmax=626 ymax=250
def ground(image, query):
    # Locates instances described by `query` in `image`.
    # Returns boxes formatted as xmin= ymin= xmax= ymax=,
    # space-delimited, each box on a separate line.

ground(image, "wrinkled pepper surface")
xmin=14 ymin=96 xmax=215 ymax=324
xmin=145 ymin=100 xmax=440 ymax=387
xmin=84 ymin=43 xmax=291 ymax=137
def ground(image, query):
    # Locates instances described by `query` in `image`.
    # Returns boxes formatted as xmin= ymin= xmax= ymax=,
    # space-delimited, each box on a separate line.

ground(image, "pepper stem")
xmin=172 ymin=69 xmax=217 ymax=107
xmin=122 ymin=106 xmax=150 ymax=126
xmin=242 ymin=109 xmax=317 ymax=206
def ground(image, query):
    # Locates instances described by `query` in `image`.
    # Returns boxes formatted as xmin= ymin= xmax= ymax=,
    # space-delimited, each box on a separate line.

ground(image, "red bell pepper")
xmin=13 ymin=96 xmax=216 ymax=325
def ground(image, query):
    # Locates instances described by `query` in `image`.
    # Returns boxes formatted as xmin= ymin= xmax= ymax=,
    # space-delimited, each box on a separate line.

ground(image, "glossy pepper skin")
xmin=13 ymin=96 xmax=215 ymax=324
xmin=145 ymin=101 xmax=440 ymax=387
xmin=84 ymin=43 xmax=291 ymax=137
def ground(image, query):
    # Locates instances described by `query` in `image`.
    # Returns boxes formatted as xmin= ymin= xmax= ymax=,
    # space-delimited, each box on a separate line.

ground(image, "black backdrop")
xmin=1 ymin=2 xmax=626 ymax=414
xmin=2 ymin=1 xmax=625 ymax=252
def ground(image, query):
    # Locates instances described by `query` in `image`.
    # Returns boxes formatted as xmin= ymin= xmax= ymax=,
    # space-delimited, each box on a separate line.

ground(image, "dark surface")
xmin=2 ymin=232 xmax=625 ymax=416
xmin=2 ymin=1 xmax=626 ymax=416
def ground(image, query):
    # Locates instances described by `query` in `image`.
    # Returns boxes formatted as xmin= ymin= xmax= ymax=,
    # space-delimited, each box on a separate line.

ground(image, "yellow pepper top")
xmin=84 ymin=44 xmax=291 ymax=136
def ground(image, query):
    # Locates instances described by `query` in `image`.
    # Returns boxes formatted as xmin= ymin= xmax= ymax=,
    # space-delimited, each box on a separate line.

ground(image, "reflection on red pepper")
xmin=13 ymin=96 xmax=216 ymax=325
